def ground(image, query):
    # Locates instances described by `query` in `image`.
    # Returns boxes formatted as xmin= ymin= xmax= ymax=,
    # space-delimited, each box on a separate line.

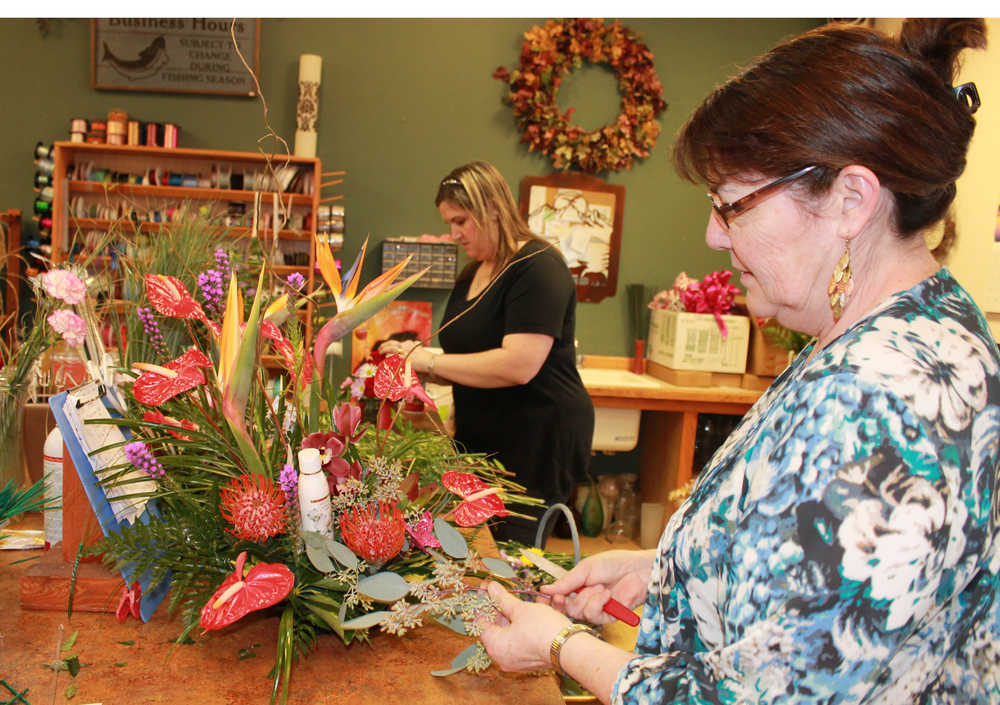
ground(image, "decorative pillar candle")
xmin=294 ymin=54 xmax=322 ymax=158
xmin=297 ymin=447 xmax=332 ymax=537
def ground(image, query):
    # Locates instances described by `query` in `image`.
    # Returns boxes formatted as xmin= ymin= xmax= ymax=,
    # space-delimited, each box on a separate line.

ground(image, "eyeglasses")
xmin=707 ymin=165 xmax=817 ymax=230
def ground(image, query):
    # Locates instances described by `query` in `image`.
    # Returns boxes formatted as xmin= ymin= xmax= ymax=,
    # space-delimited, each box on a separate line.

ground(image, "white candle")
xmin=294 ymin=54 xmax=323 ymax=158
xmin=297 ymin=448 xmax=332 ymax=538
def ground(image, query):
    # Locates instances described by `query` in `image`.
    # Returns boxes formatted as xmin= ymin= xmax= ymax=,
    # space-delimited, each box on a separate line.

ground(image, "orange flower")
xmin=219 ymin=474 xmax=288 ymax=543
xmin=339 ymin=501 xmax=405 ymax=565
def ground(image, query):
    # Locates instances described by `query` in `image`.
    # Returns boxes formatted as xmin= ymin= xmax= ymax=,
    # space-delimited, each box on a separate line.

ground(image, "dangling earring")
xmin=828 ymin=240 xmax=853 ymax=323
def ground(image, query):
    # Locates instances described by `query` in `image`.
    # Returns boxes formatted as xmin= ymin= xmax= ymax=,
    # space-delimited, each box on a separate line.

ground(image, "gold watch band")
xmin=549 ymin=623 xmax=600 ymax=673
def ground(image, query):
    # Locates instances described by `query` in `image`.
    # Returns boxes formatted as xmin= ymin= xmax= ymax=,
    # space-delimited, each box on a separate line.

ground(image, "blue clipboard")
xmin=50 ymin=384 xmax=171 ymax=622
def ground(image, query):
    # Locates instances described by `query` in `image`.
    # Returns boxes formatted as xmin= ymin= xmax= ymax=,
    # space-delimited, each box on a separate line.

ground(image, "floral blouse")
xmin=614 ymin=269 xmax=1000 ymax=704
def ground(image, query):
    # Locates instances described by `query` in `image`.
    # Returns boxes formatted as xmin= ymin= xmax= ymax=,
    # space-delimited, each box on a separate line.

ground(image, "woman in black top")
xmin=380 ymin=161 xmax=594 ymax=543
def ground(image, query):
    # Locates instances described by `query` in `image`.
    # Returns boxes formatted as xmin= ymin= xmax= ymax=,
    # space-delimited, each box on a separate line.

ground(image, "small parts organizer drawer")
xmin=381 ymin=239 xmax=457 ymax=289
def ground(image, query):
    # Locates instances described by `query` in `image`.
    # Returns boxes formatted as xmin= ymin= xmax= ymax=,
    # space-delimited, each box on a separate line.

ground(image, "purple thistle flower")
xmin=214 ymin=248 xmax=231 ymax=277
xmin=124 ymin=441 xmax=166 ymax=479
xmin=136 ymin=307 xmax=168 ymax=358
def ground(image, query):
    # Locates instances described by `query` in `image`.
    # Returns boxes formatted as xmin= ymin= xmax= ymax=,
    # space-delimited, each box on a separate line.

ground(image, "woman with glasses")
xmin=379 ymin=160 xmax=594 ymax=544
xmin=478 ymin=19 xmax=1000 ymax=704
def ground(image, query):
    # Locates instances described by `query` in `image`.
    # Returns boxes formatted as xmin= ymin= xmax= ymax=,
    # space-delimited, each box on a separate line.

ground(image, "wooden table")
xmin=2 ymin=514 xmax=565 ymax=705
xmin=579 ymin=357 xmax=765 ymax=518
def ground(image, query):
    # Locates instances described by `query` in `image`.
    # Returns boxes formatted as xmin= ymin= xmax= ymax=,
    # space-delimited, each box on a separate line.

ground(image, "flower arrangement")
xmin=649 ymin=270 xmax=741 ymax=338
xmin=493 ymin=18 xmax=667 ymax=173
xmin=1 ymin=263 xmax=110 ymax=487
xmin=84 ymin=233 xmax=546 ymax=703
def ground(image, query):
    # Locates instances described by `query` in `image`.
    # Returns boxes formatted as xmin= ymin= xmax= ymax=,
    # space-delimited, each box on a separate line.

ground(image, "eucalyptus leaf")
xmin=357 ymin=572 xmax=410 ymax=602
xmin=433 ymin=518 xmax=468 ymax=559
xmin=481 ymin=556 xmax=515 ymax=578
xmin=65 ymin=655 xmax=81 ymax=677
xmin=324 ymin=538 xmax=359 ymax=570
xmin=430 ymin=643 xmax=479 ymax=677
xmin=302 ymin=530 xmax=329 ymax=550
xmin=341 ymin=611 xmax=391 ymax=630
xmin=305 ymin=543 xmax=335 ymax=573
xmin=65 ymin=683 xmax=77 ymax=699
xmin=433 ymin=614 xmax=469 ymax=635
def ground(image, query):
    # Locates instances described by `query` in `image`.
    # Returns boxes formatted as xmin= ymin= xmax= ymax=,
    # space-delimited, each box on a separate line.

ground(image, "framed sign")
xmin=520 ymin=172 xmax=625 ymax=303
xmin=91 ymin=18 xmax=260 ymax=97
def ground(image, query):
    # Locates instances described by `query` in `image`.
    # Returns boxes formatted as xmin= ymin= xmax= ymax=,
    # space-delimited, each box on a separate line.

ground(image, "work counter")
xmin=578 ymin=356 xmax=767 ymax=520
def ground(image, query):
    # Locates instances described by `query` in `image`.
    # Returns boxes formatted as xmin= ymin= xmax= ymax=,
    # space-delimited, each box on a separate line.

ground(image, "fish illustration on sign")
xmin=102 ymin=36 xmax=169 ymax=80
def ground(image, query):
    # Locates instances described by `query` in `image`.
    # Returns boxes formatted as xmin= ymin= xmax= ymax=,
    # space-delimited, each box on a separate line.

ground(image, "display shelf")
xmin=50 ymin=142 xmax=326 ymax=362
xmin=70 ymin=218 xmax=315 ymax=241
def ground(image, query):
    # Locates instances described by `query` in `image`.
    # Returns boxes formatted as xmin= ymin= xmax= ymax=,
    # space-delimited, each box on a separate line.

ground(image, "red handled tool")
xmin=522 ymin=551 xmax=640 ymax=627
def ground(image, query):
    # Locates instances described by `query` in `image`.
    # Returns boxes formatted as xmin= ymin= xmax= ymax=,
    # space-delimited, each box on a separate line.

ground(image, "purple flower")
xmin=136 ymin=307 xmax=168 ymax=358
xmin=124 ymin=441 xmax=165 ymax=479
xmin=285 ymin=272 xmax=306 ymax=293
xmin=279 ymin=463 xmax=298 ymax=511
xmin=198 ymin=268 xmax=225 ymax=318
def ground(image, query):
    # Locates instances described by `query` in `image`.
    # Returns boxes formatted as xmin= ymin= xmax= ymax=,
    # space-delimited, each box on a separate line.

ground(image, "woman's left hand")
xmin=477 ymin=581 xmax=571 ymax=672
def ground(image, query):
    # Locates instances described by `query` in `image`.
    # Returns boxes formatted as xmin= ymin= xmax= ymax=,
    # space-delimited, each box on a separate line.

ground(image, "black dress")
xmin=439 ymin=239 xmax=594 ymax=544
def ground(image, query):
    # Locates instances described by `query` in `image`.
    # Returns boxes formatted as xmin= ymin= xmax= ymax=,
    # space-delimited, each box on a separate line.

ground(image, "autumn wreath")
xmin=493 ymin=19 xmax=667 ymax=173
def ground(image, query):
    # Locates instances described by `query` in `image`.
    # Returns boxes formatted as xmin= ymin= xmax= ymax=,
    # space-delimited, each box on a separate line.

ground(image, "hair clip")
xmin=953 ymin=82 xmax=981 ymax=114
xmin=440 ymin=177 xmax=462 ymax=187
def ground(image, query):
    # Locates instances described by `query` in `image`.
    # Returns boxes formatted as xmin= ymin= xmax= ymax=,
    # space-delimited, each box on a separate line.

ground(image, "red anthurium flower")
xmin=132 ymin=348 xmax=212 ymax=406
xmin=441 ymin=471 xmax=508 ymax=527
xmin=143 ymin=410 xmax=199 ymax=441
xmin=145 ymin=274 xmax=211 ymax=325
xmin=339 ymin=501 xmax=406 ymax=565
xmin=200 ymin=551 xmax=295 ymax=631
xmin=261 ymin=320 xmax=314 ymax=386
xmin=116 ymin=581 xmax=142 ymax=623
xmin=377 ymin=400 xmax=394 ymax=431
xmin=372 ymin=354 xmax=437 ymax=411
xmin=405 ymin=511 xmax=441 ymax=551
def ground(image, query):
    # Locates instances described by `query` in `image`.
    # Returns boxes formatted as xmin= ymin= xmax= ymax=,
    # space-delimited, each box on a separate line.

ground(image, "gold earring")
xmin=828 ymin=240 xmax=853 ymax=322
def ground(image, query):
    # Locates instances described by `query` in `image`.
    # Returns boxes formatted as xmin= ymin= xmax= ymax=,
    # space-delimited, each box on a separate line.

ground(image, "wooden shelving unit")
xmin=50 ymin=143 xmax=327 ymax=363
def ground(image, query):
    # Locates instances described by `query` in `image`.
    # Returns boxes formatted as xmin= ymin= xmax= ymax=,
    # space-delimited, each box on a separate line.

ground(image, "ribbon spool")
xmin=35 ymin=158 xmax=54 ymax=175
xmin=34 ymin=172 xmax=52 ymax=188
xmin=163 ymin=123 xmax=179 ymax=148
xmin=127 ymin=121 xmax=141 ymax=146
xmin=33 ymin=199 xmax=52 ymax=216
xmin=35 ymin=185 xmax=54 ymax=202
xmin=34 ymin=142 xmax=53 ymax=160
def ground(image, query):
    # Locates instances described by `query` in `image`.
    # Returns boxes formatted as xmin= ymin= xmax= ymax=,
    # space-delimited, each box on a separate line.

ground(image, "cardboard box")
xmin=647 ymin=309 xmax=750 ymax=373
xmin=747 ymin=317 xmax=793 ymax=377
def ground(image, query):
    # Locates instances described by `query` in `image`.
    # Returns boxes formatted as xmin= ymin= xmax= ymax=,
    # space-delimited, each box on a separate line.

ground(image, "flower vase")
xmin=0 ymin=381 xmax=28 ymax=489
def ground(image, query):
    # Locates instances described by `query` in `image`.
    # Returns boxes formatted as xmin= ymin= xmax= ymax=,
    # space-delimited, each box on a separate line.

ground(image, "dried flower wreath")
xmin=493 ymin=18 xmax=668 ymax=173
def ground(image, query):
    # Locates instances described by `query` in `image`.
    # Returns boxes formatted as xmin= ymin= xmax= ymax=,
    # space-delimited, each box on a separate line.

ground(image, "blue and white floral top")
xmin=614 ymin=269 xmax=1000 ymax=704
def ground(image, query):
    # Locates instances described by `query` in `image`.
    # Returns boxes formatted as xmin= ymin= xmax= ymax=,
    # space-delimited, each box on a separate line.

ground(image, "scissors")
xmin=522 ymin=550 xmax=640 ymax=627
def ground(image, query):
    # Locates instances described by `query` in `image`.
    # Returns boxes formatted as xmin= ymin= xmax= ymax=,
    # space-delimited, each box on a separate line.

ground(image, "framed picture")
xmin=91 ymin=18 xmax=261 ymax=97
xmin=520 ymin=172 xmax=625 ymax=303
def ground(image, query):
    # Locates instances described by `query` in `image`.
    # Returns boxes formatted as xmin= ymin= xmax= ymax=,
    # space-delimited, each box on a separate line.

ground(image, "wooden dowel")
xmin=319 ymin=194 xmax=345 ymax=203
xmin=320 ymin=170 xmax=346 ymax=177
xmin=320 ymin=179 xmax=344 ymax=189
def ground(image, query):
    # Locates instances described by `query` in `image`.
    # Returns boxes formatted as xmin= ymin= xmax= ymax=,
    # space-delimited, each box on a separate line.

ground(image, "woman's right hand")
xmin=540 ymin=549 xmax=655 ymax=625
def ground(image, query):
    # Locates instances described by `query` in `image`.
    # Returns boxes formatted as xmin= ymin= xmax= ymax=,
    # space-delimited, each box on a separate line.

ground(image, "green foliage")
xmin=762 ymin=321 xmax=813 ymax=355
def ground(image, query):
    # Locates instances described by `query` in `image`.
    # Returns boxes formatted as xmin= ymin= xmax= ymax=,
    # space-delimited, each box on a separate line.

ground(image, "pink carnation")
xmin=47 ymin=309 xmax=87 ymax=346
xmin=41 ymin=269 xmax=86 ymax=305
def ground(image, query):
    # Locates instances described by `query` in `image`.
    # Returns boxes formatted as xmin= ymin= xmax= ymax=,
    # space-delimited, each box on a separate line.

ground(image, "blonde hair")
xmin=435 ymin=161 xmax=541 ymax=268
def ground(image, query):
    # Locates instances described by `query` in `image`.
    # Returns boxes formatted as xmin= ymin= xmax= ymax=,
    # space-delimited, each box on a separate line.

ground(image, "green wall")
xmin=0 ymin=17 xmax=819 ymax=371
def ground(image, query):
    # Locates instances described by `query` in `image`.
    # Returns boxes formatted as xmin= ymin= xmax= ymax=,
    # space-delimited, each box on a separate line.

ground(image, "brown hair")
xmin=673 ymin=19 xmax=987 ymax=238
xmin=435 ymin=161 xmax=543 ymax=269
